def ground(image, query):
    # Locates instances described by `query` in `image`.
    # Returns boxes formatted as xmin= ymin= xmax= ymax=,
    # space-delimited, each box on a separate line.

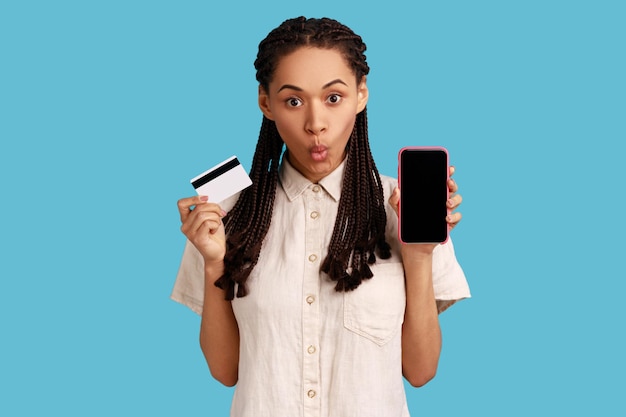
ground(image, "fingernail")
xmin=447 ymin=199 xmax=454 ymax=207
xmin=199 ymin=195 xmax=209 ymax=202
xmin=221 ymin=210 xmax=227 ymax=217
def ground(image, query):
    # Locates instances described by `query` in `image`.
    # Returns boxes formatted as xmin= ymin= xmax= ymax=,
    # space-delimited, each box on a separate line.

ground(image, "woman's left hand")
xmin=389 ymin=165 xmax=463 ymax=253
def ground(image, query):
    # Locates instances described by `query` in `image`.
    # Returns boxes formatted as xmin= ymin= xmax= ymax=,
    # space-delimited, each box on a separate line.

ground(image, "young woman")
xmin=173 ymin=16 xmax=470 ymax=417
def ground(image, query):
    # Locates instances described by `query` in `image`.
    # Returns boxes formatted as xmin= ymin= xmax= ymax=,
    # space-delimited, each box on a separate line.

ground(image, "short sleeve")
xmin=170 ymin=240 xmax=205 ymax=315
xmin=432 ymin=238 xmax=471 ymax=313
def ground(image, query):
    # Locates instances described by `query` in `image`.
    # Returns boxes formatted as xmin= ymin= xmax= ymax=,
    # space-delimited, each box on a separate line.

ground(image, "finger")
xmin=178 ymin=195 xmax=209 ymax=222
xmin=447 ymin=177 xmax=458 ymax=194
xmin=182 ymin=209 xmax=223 ymax=239
xmin=446 ymin=211 xmax=462 ymax=227
xmin=186 ymin=216 xmax=227 ymax=258
xmin=388 ymin=187 xmax=400 ymax=216
xmin=187 ymin=204 xmax=224 ymax=227
xmin=449 ymin=165 xmax=456 ymax=177
xmin=447 ymin=193 xmax=463 ymax=209
xmin=195 ymin=212 xmax=223 ymax=237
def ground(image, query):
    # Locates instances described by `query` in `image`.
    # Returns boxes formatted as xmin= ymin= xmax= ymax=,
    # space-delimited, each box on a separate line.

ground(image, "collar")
xmin=279 ymin=155 xmax=345 ymax=202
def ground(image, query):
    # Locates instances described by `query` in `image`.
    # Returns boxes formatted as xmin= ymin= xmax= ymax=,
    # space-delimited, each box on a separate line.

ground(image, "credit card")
xmin=190 ymin=156 xmax=252 ymax=203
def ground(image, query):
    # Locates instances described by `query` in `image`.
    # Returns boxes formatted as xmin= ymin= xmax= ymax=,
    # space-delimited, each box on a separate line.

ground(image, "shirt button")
xmin=307 ymin=345 xmax=316 ymax=354
xmin=306 ymin=295 xmax=315 ymax=304
xmin=307 ymin=389 xmax=316 ymax=398
xmin=312 ymin=185 xmax=321 ymax=193
xmin=310 ymin=211 xmax=319 ymax=219
xmin=308 ymin=254 xmax=318 ymax=262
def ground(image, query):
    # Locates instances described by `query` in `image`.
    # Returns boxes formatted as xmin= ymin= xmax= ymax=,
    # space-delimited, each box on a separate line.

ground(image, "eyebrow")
xmin=276 ymin=79 xmax=349 ymax=93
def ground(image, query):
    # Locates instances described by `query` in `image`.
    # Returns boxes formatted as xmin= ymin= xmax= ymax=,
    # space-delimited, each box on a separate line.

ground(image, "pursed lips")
xmin=309 ymin=145 xmax=329 ymax=161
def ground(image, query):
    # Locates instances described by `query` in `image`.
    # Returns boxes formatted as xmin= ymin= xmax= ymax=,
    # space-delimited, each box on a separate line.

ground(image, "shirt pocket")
xmin=343 ymin=263 xmax=406 ymax=346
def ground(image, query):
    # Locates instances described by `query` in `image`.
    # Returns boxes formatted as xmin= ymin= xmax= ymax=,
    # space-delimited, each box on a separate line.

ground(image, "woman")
xmin=173 ymin=16 xmax=470 ymax=417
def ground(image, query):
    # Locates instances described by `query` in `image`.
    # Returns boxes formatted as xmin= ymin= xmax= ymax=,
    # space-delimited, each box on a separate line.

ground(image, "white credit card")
xmin=190 ymin=156 xmax=252 ymax=203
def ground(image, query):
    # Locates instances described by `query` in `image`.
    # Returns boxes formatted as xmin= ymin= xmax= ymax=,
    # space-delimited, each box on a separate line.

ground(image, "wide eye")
xmin=326 ymin=94 xmax=342 ymax=104
xmin=286 ymin=97 xmax=302 ymax=107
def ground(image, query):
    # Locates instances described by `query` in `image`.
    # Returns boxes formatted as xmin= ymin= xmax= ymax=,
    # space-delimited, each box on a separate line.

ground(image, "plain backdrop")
xmin=1 ymin=0 xmax=624 ymax=415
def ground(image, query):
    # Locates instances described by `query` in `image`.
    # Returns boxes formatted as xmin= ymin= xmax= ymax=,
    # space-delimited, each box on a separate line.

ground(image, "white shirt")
xmin=171 ymin=158 xmax=471 ymax=417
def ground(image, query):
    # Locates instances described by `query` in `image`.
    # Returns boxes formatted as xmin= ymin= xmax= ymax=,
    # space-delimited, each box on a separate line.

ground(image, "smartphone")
xmin=398 ymin=146 xmax=449 ymax=244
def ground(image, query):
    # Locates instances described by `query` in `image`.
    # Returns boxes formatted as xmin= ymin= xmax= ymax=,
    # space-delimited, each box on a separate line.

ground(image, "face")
xmin=258 ymin=47 xmax=368 ymax=183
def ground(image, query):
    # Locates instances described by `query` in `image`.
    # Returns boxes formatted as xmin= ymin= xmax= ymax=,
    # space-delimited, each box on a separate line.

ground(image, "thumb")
xmin=388 ymin=187 xmax=400 ymax=216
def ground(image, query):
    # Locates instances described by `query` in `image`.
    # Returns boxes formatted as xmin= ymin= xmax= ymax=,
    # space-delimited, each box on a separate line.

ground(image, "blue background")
xmin=1 ymin=0 xmax=624 ymax=415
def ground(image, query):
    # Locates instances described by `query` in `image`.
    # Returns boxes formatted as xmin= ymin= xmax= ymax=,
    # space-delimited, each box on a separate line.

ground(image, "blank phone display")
xmin=399 ymin=148 xmax=448 ymax=243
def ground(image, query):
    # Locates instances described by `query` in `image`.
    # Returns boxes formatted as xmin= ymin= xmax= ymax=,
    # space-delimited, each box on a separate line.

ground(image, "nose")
xmin=304 ymin=101 xmax=327 ymax=136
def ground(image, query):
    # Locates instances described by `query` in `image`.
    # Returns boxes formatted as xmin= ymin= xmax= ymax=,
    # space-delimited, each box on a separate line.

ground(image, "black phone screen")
xmin=399 ymin=147 xmax=449 ymax=243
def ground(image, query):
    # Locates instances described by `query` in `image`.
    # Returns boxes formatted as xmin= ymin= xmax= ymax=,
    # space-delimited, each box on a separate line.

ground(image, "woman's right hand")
xmin=177 ymin=195 xmax=227 ymax=263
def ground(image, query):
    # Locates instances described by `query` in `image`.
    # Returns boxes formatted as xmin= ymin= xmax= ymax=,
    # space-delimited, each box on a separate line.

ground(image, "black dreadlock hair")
xmin=214 ymin=16 xmax=391 ymax=300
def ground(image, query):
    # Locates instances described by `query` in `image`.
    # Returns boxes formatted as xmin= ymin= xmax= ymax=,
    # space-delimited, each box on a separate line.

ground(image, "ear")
xmin=258 ymin=85 xmax=274 ymax=120
xmin=356 ymin=76 xmax=369 ymax=113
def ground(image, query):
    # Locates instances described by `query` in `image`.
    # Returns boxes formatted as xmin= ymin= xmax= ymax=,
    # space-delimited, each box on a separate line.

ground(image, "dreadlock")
xmin=321 ymin=108 xmax=391 ymax=291
xmin=215 ymin=16 xmax=391 ymax=300
xmin=213 ymin=117 xmax=283 ymax=300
